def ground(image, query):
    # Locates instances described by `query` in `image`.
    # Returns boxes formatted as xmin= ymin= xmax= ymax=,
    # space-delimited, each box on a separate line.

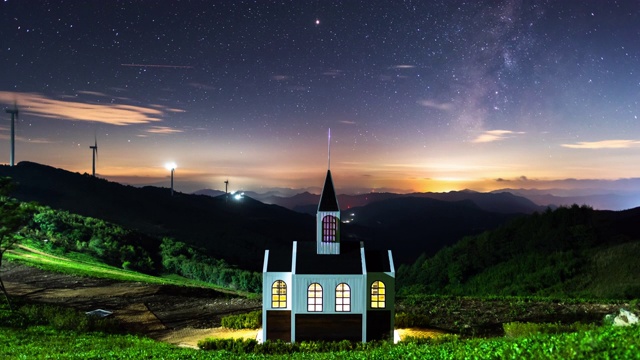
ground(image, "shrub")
xmin=197 ymin=338 xmax=257 ymax=353
xmin=14 ymin=304 xmax=120 ymax=333
xmin=503 ymin=321 xmax=597 ymax=338
xmin=199 ymin=338 xmax=394 ymax=355
xmin=220 ymin=310 xmax=261 ymax=329
xmin=254 ymin=339 xmax=297 ymax=355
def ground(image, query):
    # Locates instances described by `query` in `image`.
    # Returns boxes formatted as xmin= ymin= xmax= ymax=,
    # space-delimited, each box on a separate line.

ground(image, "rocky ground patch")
xmin=2 ymin=262 xmax=261 ymax=346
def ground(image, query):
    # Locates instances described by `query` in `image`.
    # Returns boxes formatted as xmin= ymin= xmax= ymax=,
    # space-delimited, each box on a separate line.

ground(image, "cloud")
xmin=416 ymin=99 xmax=454 ymax=111
xmin=188 ymin=83 xmax=218 ymax=90
xmin=322 ymin=69 xmax=344 ymax=77
xmin=472 ymin=129 xmax=524 ymax=143
xmin=145 ymin=126 xmax=183 ymax=134
xmin=77 ymin=91 xmax=109 ymax=97
xmin=0 ymin=127 xmax=55 ymax=143
xmin=561 ymin=140 xmax=640 ymax=149
xmin=271 ymin=75 xmax=291 ymax=81
xmin=149 ymin=104 xmax=186 ymax=113
xmin=121 ymin=63 xmax=193 ymax=69
xmin=390 ymin=65 xmax=415 ymax=69
xmin=340 ymin=120 xmax=356 ymax=125
xmin=495 ymin=175 xmax=528 ymax=182
xmin=0 ymin=91 xmax=163 ymax=126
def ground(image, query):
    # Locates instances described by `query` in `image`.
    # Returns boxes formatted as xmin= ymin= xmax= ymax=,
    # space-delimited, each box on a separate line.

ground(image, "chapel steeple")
xmin=316 ymin=130 xmax=340 ymax=255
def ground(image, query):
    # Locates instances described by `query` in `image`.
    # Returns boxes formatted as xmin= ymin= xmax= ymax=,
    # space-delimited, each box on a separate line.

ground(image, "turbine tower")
xmin=89 ymin=136 xmax=98 ymax=176
xmin=224 ymin=179 xmax=229 ymax=202
xmin=5 ymin=103 xmax=18 ymax=167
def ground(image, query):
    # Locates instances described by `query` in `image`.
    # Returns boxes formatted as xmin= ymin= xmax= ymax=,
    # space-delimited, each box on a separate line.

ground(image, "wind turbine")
xmin=224 ymin=179 xmax=229 ymax=202
xmin=5 ymin=102 xmax=18 ymax=167
xmin=89 ymin=136 xmax=98 ymax=176
xmin=165 ymin=162 xmax=176 ymax=196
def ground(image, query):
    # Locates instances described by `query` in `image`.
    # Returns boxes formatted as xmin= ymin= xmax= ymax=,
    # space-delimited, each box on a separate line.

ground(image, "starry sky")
xmin=1 ymin=1 xmax=639 ymax=195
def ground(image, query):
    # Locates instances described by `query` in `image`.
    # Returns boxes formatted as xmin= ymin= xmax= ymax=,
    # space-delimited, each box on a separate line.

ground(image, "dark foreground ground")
xmin=3 ymin=262 xmax=627 ymax=341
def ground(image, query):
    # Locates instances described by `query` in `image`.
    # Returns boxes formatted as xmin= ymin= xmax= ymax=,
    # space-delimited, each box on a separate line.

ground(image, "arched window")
xmin=371 ymin=281 xmax=386 ymax=309
xmin=322 ymin=215 xmax=337 ymax=242
xmin=271 ymin=280 xmax=287 ymax=308
xmin=335 ymin=283 xmax=351 ymax=312
xmin=307 ymin=283 xmax=323 ymax=312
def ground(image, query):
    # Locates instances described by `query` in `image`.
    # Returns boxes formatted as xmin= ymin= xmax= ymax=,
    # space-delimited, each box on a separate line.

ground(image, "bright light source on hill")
xmin=234 ymin=192 xmax=245 ymax=200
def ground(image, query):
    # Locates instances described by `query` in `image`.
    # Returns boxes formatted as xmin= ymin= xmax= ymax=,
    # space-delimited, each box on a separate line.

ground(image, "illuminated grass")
xmin=5 ymin=245 xmax=236 ymax=293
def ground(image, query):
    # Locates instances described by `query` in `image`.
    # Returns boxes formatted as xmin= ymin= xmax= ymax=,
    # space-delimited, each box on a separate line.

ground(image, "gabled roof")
xmin=295 ymin=241 xmax=363 ymax=274
xmin=318 ymin=170 xmax=339 ymax=212
xmin=264 ymin=241 xmax=395 ymax=275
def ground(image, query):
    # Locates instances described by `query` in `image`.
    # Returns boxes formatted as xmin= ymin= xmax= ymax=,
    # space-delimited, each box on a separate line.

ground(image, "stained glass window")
xmin=322 ymin=215 xmax=337 ymax=242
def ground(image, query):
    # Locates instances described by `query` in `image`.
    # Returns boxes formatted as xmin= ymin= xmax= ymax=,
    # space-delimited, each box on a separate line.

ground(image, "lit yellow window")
xmin=371 ymin=281 xmax=386 ymax=309
xmin=271 ymin=280 xmax=287 ymax=308
xmin=336 ymin=283 xmax=351 ymax=312
xmin=307 ymin=283 xmax=323 ymax=312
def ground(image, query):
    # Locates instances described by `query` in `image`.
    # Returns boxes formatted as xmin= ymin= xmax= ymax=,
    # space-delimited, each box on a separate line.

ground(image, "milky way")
xmin=1 ymin=1 xmax=639 ymax=194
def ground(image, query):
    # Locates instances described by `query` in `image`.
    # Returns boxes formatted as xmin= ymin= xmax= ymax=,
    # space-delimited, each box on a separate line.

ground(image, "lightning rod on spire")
xmin=328 ymin=128 xmax=331 ymax=170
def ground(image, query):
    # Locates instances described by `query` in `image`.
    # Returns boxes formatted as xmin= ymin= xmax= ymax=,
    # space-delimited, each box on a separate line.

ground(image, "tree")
xmin=0 ymin=177 xmax=30 ymax=309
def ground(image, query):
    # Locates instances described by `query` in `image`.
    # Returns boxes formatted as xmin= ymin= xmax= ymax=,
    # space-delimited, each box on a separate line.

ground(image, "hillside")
xmin=0 ymin=162 xmax=314 ymax=270
xmin=0 ymin=162 xmax=521 ymax=268
xmin=342 ymin=197 xmax=517 ymax=264
xmin=397 ymin=205 xmax=640 ymax=299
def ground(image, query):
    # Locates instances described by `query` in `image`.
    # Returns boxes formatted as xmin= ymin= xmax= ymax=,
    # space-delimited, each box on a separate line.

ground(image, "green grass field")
xmin=2 ymin=244 xmax=639 ymax=359
xmin=1 ymin=323 xmax=639 ymax=359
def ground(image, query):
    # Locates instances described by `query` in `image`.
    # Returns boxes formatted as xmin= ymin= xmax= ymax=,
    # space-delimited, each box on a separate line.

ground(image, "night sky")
xmin=1 ymin=1 xmax=639 ymax=195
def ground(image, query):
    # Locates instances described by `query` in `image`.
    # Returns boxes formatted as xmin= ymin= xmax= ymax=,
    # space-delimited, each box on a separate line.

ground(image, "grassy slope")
xmin=584 ymin=241 xmax=640 ymax=298
xmin=398 ymin=205 xmax=640 ymax=299
xmin=5 ymin=243 xmax=248 ymax=296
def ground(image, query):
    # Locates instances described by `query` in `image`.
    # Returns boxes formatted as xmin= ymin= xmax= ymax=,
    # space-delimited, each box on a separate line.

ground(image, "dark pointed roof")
xmin=318 ymin=170 xmax=339 ymax=211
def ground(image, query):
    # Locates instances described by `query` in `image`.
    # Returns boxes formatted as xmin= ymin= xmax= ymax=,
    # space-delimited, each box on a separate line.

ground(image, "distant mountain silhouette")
xmin=225 ymin=188 xmax=546 ymax=215
xmin=0 ymin=162 xmax=314 ymax=270
xmin=193 ymin=188 xmax=225 ymax=197
xmin=491 ymin=188 xmax=640 ymax=211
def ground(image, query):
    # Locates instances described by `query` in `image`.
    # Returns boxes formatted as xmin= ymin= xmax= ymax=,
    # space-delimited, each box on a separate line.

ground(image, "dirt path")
xmin=2 ymin=262 xmax=261 ymax=346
